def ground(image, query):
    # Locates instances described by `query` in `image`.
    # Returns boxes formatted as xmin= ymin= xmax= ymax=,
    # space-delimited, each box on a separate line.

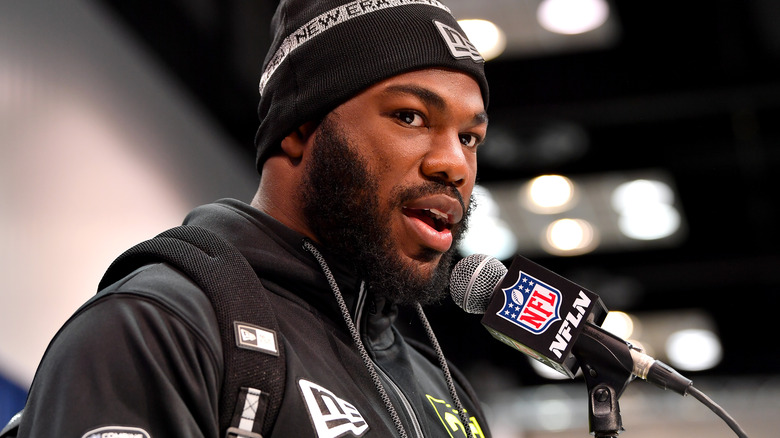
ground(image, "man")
xmin=14 ymin=0 xmax=490 ymax=437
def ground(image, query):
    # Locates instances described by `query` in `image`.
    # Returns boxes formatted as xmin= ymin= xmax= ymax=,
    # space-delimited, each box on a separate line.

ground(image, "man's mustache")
xmin=392 ymin=182 xmax=468 ymax=220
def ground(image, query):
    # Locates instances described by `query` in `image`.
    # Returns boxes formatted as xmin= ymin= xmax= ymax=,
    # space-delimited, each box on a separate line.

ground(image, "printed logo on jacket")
xmin=81 ymin=426 xmax=151 ymax=438
xmin=299 ymin=379 xmax=369 ymax=438
xmin=427 ymin=395 xmax=486 ymax=438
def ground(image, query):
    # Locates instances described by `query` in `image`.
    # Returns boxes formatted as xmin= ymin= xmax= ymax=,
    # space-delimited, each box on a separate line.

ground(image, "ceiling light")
xmin=459 ymin=185 xmax=517 ymax=260
xmin=612 ymin=179 xmax=681 ymax=240
xmin=537 ymin=0 xmax=610 ymax=35
xmin=522 ymin=175 xmax=577 ymax=214
xmin=543 ymin=218 xmax=598 ymax=256
xmin=666 ymin=329 xmax=723 ymax=371
xmin=459 ymin=215 xmax=517 ymax=260
xmin=529 ymin=358 xmax=570 ymax=380
xmin=611 ymin=179 xmax=674 ymax=213
xmin=618 ymin=203 xmax=681 ymax=240
xmin=457 ymin=19 xmax=507 ymax=61
xmin=601 ymin=311 xmax=635 ymax=340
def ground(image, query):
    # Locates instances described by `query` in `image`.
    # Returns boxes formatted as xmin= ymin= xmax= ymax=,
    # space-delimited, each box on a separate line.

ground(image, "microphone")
xmin=450 ymin=253 xmax=692 ymax=394
xmin=451 ymin=254 xmax=752 ymax=438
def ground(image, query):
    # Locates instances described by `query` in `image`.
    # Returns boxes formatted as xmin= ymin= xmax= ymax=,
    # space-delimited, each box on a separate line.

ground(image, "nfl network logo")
xmin=497 ymin=271 xmax=561 ymax=334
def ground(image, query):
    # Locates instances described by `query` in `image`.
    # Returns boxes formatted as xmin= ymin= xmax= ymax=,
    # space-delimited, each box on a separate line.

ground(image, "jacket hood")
xmin=182 ymin=198 xmax=394 ymax=333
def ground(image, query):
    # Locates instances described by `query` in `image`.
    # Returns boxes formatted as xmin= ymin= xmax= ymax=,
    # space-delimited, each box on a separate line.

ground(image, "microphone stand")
xmin=572 ymin=324 xmax=636 ymax=438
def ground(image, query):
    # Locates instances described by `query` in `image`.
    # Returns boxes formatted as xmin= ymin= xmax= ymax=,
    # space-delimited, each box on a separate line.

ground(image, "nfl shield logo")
xmin=498 ymin=271 xmax=562 ymax=334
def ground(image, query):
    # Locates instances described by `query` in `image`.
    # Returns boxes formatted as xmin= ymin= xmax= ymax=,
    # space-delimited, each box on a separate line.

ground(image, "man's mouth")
xmin=400 ymin=194 xmax=465 ymax=254
xmin=402 ymin=207 xmax=453 ymax=232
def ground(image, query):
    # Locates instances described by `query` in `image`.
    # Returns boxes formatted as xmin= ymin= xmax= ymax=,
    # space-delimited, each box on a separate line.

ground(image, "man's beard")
xmin=300 ymin=116 xmax=472 ymax=305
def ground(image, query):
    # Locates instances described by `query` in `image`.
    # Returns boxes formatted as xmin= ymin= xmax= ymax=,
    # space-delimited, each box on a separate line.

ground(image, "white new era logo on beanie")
xmin=434 ymin=20 xmax=483 ymax=62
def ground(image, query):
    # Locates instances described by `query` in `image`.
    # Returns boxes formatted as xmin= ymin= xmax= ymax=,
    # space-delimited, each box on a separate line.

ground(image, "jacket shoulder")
xmin=100 ymin=261 xmax=221 ymax=346
xmin=18 ymin=263 xmax=224 ymax=437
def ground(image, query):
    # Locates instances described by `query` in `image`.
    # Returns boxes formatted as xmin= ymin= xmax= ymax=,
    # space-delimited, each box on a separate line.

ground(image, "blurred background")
xmin=1 ymin=0 xmax=778 ymax=436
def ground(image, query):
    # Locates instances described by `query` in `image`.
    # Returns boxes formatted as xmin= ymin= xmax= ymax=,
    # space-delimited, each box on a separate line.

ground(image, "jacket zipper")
xmin=303 ymin=242 xmax=428 ymax=438
xmin=355 ymin=284 xmax=424 ymax=438
xmin=372 ymin=359 xmax=425 ymax=438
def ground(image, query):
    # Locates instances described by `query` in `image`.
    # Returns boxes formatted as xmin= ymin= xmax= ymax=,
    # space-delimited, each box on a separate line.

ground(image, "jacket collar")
xmin=183 ymin=199 xmax=398 ymax=342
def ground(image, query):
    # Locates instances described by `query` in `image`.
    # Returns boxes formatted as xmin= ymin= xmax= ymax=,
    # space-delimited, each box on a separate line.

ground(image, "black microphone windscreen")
xmin=450 ymin=254 xmax=507 ymax=314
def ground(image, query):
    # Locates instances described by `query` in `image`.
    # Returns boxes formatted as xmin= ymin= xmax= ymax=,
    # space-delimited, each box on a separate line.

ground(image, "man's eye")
xmin=459 ymin=134 xmax=479 ymax=148
xmin=396 ymin=111 xmax=425 ymax=127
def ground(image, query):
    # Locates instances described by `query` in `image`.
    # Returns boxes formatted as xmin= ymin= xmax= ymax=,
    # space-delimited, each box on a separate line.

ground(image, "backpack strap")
xmin=0 ymin=410 xmax=22 ymax=438
xmin=99 ymin=225 xmax=285 ymax=438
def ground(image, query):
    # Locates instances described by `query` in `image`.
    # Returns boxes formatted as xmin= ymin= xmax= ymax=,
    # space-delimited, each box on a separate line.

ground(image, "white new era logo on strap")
xmin=234 ymin=321 xmax=279 ymax=356
xmin=299 ymin=379 xmax=369 ymax=438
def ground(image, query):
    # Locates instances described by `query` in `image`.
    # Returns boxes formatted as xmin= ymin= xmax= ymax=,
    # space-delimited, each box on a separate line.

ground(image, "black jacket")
xmin=18 ymin=199 xmax=490 ymax=438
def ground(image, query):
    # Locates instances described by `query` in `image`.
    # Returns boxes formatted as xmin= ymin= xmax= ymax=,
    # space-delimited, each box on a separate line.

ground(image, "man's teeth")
xmin=421 ymin=209 xmax=450 ymax=232
xmin=424 ymin=209 xmax=448 ymax=222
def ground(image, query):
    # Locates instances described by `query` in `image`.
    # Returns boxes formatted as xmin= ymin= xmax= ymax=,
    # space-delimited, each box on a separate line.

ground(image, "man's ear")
xmin=280 ymin=121 xmax=319 ymax=159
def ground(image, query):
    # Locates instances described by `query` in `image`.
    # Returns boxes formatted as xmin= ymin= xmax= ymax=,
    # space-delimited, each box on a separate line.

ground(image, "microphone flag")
xmin=497 ymin=271 xmax=562 ymax=334
xmin=482 ymin=255 xmax=609 ymax=378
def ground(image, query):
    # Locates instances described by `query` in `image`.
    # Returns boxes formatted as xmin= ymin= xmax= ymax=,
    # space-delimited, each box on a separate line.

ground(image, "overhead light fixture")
xmin=666 ymin=329 xmax=723 ymax=371
xmin=459 ymin=185 xmax=518 ymax=260
xmin=542 ymin=218 xmax=599 ymax=256
xmin=457 ymin=19 xmax=507 ymax=61
xmin=612 ymin=179 xmax=681 ymax=240
xmin=521 ymin=174 xmax=577 ymax=214
xmin=537 ymin=0 xmax=610 ymax=35
xmin=611 ymin=179 xmax=674 ymax=211
xmin=529 ymin=358 xmax=570 ymax=380
xmin=601 ymin=311 xmax=636 ymax=340
xmin=618 ymin=204 xmax=681 ymax=241
xmin=460 ymin=215 xmax=517 ymax=260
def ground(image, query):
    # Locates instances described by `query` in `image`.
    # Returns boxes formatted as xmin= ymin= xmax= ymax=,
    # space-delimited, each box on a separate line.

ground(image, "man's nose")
xmin=420 ymin=134 xmax=472 ymax=187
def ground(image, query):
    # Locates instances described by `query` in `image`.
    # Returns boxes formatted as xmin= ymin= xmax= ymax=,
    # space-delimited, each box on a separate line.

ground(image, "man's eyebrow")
xmin=473 ymin=111 xmax=489 ymax=126
xmin=384 ymin=84 xmax=447 ymax=111
xmin=383 ymin=84 xmax=489 ymax=126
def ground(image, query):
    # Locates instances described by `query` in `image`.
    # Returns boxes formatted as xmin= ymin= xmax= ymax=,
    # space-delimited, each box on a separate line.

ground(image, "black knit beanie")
xmin=254 ymin=0 xmax=490 ymax=174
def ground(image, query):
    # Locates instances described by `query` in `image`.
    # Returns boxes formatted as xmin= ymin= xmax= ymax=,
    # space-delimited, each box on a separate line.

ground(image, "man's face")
xmin=301 ymin=69 xmax=487 ymax=304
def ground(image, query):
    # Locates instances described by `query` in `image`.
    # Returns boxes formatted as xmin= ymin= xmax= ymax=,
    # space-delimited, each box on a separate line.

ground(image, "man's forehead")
xmin=370 ymin=70 xmax=487 ymax=118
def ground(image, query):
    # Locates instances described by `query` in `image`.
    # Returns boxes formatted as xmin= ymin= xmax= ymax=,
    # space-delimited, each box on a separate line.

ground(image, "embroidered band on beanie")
xmin=253 ymin=0 xmax=490 ymax=174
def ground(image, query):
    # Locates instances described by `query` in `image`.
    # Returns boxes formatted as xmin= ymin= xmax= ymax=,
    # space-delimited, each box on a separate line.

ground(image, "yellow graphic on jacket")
xmin=426 ymin=394 xmax=486 ymax=438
